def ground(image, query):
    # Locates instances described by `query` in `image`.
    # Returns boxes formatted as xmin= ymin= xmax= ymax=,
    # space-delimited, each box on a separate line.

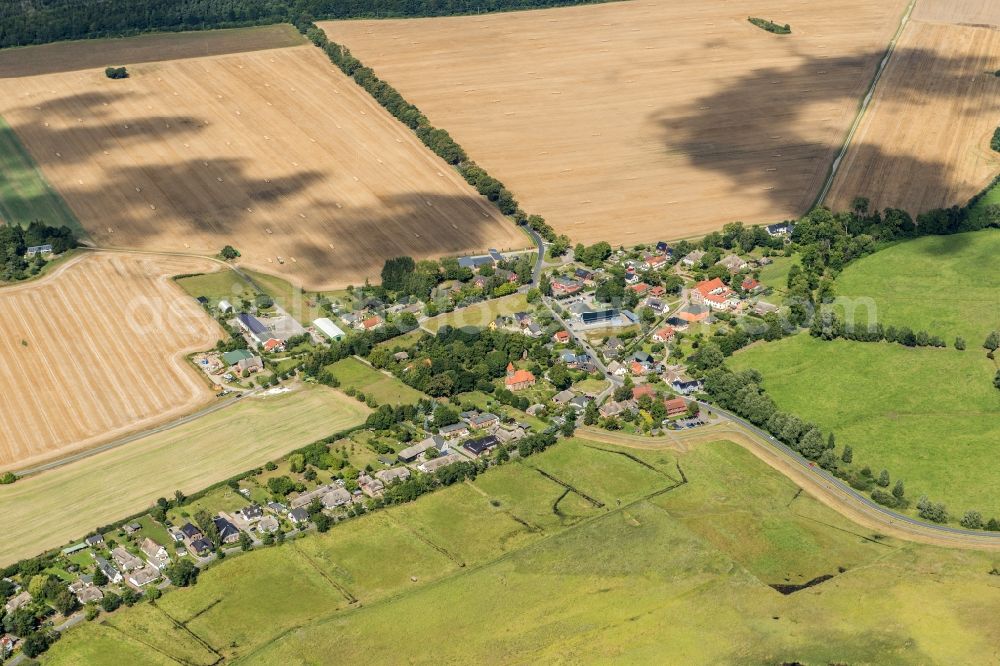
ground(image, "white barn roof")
xmin=314 ymin=317 xmax=346 ymax=340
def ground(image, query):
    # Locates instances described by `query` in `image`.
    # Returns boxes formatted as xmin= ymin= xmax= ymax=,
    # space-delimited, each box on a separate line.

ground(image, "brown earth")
xmin=323 ymin=0 xmax=910 ymax=245
xmin=0 ymin=252 xmax=223 ymax=470
xmin=0 ymin=24 xmax=306 ymax=78
xmin=0 ymin=44 xmax=526 ymax=289
xmin=826 ymin=19 xmax=1000 ymax=213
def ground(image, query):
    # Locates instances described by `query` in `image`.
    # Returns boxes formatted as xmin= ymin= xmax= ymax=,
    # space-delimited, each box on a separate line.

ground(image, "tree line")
xmin=0 ymin=221 xmax=77 ymax=282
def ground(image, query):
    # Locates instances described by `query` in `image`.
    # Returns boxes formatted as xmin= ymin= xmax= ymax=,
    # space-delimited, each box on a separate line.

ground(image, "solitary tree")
xmin=877 ymin=469 xmax=890 ymax=487
xmin=984 ymin=330 xmax=1000 ymax=352
xmin=841 ymin=444 xmax=853 ymax=464
xmin=954 ymin=336 xmax=966 ymax=350
xmin=220 ymin=245 xmax=240 ymax=260
xmin=892 ymin=479 xmax=905 ymax=499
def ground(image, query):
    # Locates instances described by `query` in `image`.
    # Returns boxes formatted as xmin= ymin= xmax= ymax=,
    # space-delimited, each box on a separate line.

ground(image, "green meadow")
xmin=325 ymin=356 xmax=427 ymax=406
xmin=0 ymin=115 xmax=81 ymax=233
xmin=41 ymin=438 xmax=1000 ymax=665
xmin=832 ymin=228 xmax=1000 ymax=343
xmin=730 ymin=334 xmax=1000 ymax=518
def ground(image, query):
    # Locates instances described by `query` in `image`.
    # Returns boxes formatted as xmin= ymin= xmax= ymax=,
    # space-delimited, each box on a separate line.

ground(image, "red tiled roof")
xmin=654 ymin=326 xmax=675 ymax=340
xmin=695 ymin=278 xmax=726 ymax=298
xmin=628 ymin=282 xmax=649 ymax=294
xmin=632 ymin=385 xmax=656 ymax=400
xmin=742 ymin=278 xmax=760 ymax=290
xmin=665 ymin=397 xmax=688 ymax=414
xmin=362 ymin=316 xmax=382 ymax=329
xmin=263 ymin=338 xmax=283 ymax=351
xmin=505 ymin=369 xmax=535 ymax=387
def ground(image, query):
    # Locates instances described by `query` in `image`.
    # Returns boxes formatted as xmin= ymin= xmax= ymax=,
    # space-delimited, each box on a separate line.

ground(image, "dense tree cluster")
xmin=0 ymin=0 xmax=290 ymax=47
xmin=0 ymin=221 xmax=77 ymax=281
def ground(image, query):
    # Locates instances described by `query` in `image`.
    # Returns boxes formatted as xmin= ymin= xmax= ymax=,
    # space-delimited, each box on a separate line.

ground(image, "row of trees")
xmin=809 ymin=312 xmax=947 ymax=349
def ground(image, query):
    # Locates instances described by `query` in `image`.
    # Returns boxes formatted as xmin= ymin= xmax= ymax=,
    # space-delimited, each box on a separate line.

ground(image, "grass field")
xmin=39 ymin=436 xmax=1000 ymax=664
xmin=826 ymin=18 xmax=1000 ymax=214
xmin=0 ymin=252 xmax=223 ymax=470
xmin=0 ymin=24 xmax=305 ymax=78
xmin=0 ymin=40 xmax=525 ymax=290
xmin=423 ymin=292 xmax=529 ymax=332
xmin=0 ymin=385 xmax=368 ymax=566
xmin=324 ymin=0 xmax=909 ymax=244
xmin=0 ymin=115 xmax=80 ymax=230
xmin=832 ymin=228 xmax=1000 ymax=342
xmin=755 ymin=254 xmax=800 ymax=305
xmin=175 ymin=268 xmax=254 ymax=307
xmin=730 ymin=334 xmax=1000 ymax=517
xmin=326 ymin=356 xmax=427 ymax=405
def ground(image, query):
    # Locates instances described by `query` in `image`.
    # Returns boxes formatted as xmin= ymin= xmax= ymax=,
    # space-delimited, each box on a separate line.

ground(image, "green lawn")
xmin=175 ymin=270 xmax=254 ymax=308
xmin=39 ymin=438 xmax=1000 ymax=665
xmin=424 ymin=292 xmax=529 ymax=332
xmin=730 ymin=334 xmax=1000 ymax=517
xmin=326 ymin=357 xmax=427 ymax=406
xmin=756 ymin=254 xmax=800 ymax=305
xmin=0 ymin=115 xmax=81 ymax=233
xmin=832 ymin=229 xmax=1000 ymax=343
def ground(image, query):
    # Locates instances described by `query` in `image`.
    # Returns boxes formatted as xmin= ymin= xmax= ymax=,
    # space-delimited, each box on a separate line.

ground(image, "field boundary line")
xmin=289 ymin=542 xmax=359 ymax=604
xmin=815 ymin=0 xmax=918 ymax=207
xmin=382 ymin=511 xmax=466 ymax=567
xmin=150 ymin=601 xmax=224 ymax=663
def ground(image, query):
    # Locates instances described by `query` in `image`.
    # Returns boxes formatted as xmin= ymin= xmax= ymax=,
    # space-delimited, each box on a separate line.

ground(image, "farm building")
xmin=218 ymin=299 xmax=233 ymax=313
xmin=313 ymin=317 xmax=346 ymax=341
xmin=25 ymin=244 xmax=53 ymax=256
xmin=236 ymin=313 xmax=270 ymax=345
xmin=463 ymin=434 xmax=499 ymax=457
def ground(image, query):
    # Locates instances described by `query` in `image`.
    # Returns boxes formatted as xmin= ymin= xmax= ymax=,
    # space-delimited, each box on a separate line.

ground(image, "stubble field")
xmin=324 ymin=0 xmax=909 ymax=244
xmin=0 ymin=42 xmax=525 ymax=289
xmin=826 ymin=16 xmax=1000 ymax=213
xmin=0 ymin=252 xmax=223 ymax=470
xmin=0 ymin=385 xmax=369 ymax=566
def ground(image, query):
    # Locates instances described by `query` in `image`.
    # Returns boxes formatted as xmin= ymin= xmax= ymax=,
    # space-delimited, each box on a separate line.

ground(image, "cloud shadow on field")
xmin=651 ymin=46 xmax=999 ymax=217
xmin=3 ymin=88 xmax=517 ymax=287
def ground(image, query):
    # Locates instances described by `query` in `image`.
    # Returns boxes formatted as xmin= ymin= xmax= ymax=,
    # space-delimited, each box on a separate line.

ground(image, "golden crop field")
xmin=0 ymin=252 xmax=222 ymax=470
xmin=323 ymin=0 xmax=909 ymax=244
xmin=826 ymin=11 xmax=1000 ymax=212
xmin=0 ymin=42 xmax=526 ymax=289
xmin=0 ymin=385 xmax=370 ymax=566
xmin=911 ymin=0 xmax=1000 ymax=26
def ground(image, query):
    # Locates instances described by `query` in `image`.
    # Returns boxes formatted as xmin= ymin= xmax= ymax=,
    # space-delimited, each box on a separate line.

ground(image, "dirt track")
xmin=0 ymin=252 xmax=223 ymax=470
xmin=576 ymin=426 xmax=1000 ymax=551
xmin=826 ymin=18 xmax=1000 ymax=212
xmin=325 ymin=0 xmax=909 ymax=244
xmin=0 ymin=44 xmax=525 ymax=289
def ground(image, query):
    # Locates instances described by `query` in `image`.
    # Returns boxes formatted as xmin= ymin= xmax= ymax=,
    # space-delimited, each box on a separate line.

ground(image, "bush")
xmin=104 ymin=66 xmax=128 ymax=79
xmin=0 ymin=471 xmax=15 ymax=484
xmin=748 ymin=17 xmax=791 ymax=34
xmin=992 ymin=127 xmax=1000 ymax=154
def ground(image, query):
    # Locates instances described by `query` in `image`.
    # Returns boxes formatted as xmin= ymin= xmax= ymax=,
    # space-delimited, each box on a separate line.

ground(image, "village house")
xmin=606 ymin=360 xmax=627 ymax=377
xmin=632 ymin=384 xmax=656 ymax=401
xmin=552 ymin=389 xmax=576 ymax=406
xmin=288 ymin=508 xmax=309 ymax=525
xmin=652 ymin=326 xmax=675 ymax=343
xmin=68 ymin=578 xmax=103 ymax=605
xmin=399 ymin=435 xmax=448 ymax=462
xmin=359 ymin=474 xmax=385 ymax=498
xmin=94 ymin=557 xmax=123 ymax=584
xmin=665 ymin=397 xmax=690 ymax=418
xmin=213 ymin=516 xmax=241 ymax=545
xmin=418 ymin=453 xmax=464 ymax=474
xmin=4 ymin=591 xmax=32 ymax=614
xmin=188 ymin=538 xmax=213 ymax=557
xmin=552 ymin=330 xmax=570 ymax=344
xmin=599 ymin=400 xmax=631 ymax=419
xmin=717 ymin=254 xmax=748 ymax=273
xmin=624 ymin=267 xmax=640 ymax=284
xmin=438 ymin=422 xmax=470 ymax=440
xmin=375 ymin=467 xmax=411 ymax=486
xmin=495 ymin=425 xmax=527 ymax=443
xmin=574 ymin=267 xmax=595 ymax=284
xmin=765 ymin=222 xmax=794 ymax=237
xmin=505 ymin=363 xmax=536 ymax=391
xmin=463 ymin=434 xmax=500 ymax=457
xmin=84 ymin=533 xmax=105 ymax=548
xmin=551 ymin=277 xmax=583 ymax=297
xmin=681 ymin=250 xmax=705 ymax=267
xmin=360 ymin=315 xmax=383 ymax=331
xmin=179 ymin=523 xmax=203 ymax=541
xmin=628 ymin=282 xmax=649 ymax=296
xmin=741 ymin=277 xmax=762 ymax=293
xmin=236 ymin=504 xmax=263 ymax=522
xmin=645 ymin=297 xmax=667 ymax=313
xmin=111 ymin=546 xmax=143 ymax=573
xmin=257 ymin=516 xmax=280 ymax=534
xmin=465 ymin=412 xmax=500 ymax=430
xmin=692 ymin=278 xmax=739 ymax=311
xmin=237 ymin=355 xmax=264 ymax=374
xmin=263 ymin=337 xmax=285 ymax=353
xmin=140 ymin=538 xmax=170 ymax=569
xmin=643 ymin=254 xmax=669 ymax=270
xmin=127 ymin=564 xmax=161 ymax=588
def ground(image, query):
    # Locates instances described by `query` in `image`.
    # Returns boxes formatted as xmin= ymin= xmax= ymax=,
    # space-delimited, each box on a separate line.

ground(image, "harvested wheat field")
xmin=0 ymin=43 xmax=525 ymax=289
xmin=826 ymin=18 xmax=1000 ymax=213
xmin=0 ymin=252 xmax=223 ymax=470
xmin=323 ymin=0 xmax=909 ymax=244
xmin=911 ymin=0 xmax=1000 ymax=27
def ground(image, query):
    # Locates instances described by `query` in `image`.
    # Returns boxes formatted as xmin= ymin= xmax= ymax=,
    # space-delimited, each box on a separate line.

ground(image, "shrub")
xmin=104 ymin=66 xmax=128 ymax=79
xmin=992 ymin=127 xmax=1000 ymax=153
xmin=748 ymin=17 xmax=791 ymax=34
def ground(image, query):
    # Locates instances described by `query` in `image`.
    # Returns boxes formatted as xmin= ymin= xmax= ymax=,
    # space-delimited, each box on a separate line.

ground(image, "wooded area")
xmin=0 ymin=0 xmax=610 ymax=48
